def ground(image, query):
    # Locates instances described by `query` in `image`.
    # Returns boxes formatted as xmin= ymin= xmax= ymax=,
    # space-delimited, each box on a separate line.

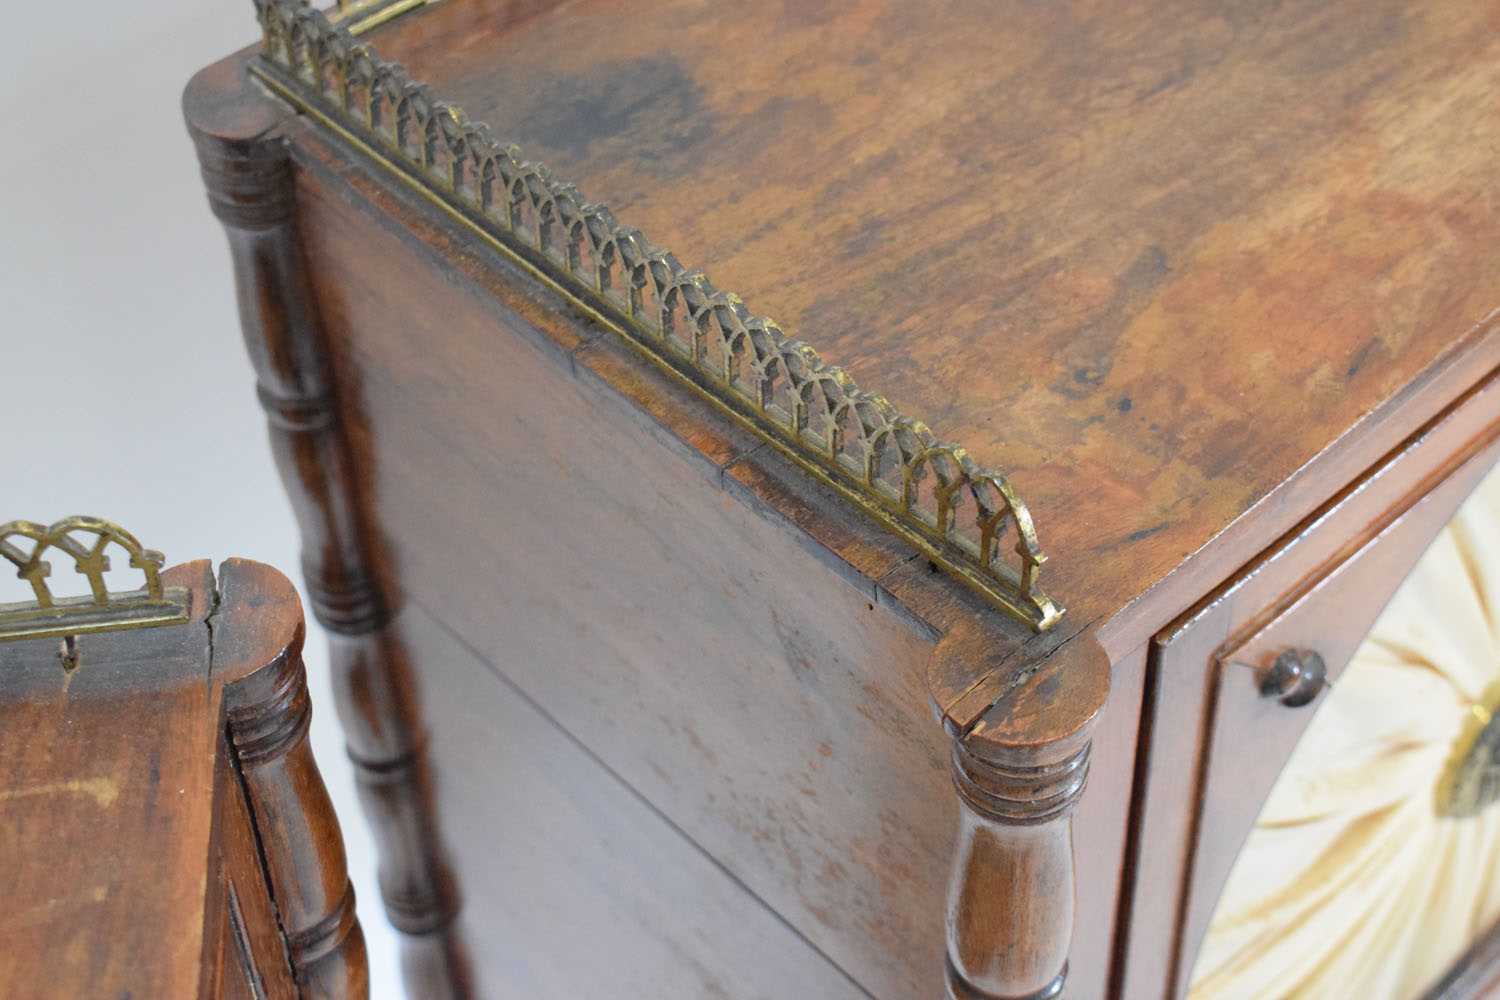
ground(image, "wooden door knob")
xmin=1258 ymin=649 xmax=1327 ymax=707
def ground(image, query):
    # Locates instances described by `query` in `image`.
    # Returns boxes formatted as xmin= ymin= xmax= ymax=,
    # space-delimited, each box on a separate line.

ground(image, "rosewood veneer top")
xmin=356 ymin=0 xmax=1500 ymax=637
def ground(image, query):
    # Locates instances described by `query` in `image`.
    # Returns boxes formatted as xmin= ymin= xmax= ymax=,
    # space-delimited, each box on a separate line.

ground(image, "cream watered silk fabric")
xmin=1189 ymin=465 xmax=1500 ymax=1000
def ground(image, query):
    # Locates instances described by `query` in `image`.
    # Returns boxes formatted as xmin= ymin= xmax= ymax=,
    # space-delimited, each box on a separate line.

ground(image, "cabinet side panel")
xmin=399 ymin=601 xmax=870 ymax=999
xmin=291 ymin=141 xmax=958 ymax=996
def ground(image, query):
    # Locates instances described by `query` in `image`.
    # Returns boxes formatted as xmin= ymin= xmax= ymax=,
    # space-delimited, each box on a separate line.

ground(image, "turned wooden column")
xmin=186 ymin=59 xmax=468 ymax=998
xmin=933 ymin=631 xmax=1109 ymax=1000
xmin=946 ymin=728 xmax=1092 ymax=999
xmin=217 ymin=559 xmax=369 ymax=998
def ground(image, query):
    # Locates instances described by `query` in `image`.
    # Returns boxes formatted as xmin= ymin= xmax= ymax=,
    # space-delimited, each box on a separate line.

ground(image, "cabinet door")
xmin=1121 ymin=368 xmax=1500 ymax=999
xmin=1190 ymin=460 xmax=1500 ymax=999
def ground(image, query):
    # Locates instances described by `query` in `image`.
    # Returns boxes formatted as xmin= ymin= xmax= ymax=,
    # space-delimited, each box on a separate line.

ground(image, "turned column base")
xmin=946 ymin=958 xmax=1066 ymax=1000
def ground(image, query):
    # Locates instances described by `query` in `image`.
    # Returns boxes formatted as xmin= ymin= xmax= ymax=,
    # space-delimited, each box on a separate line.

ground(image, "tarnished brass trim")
xmin=328 ymin=0 xmax=433 ymax=36
xmin=250 ymin=0 xmax=1062 ymax=630
xmin=1437 ymin=678 xmax=1500 ymax=818
xmin=0 ymin=517 xmax=190 ymax=642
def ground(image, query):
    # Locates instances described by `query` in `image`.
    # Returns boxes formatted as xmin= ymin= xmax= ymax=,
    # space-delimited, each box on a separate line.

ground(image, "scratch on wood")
xmin=0 ymin=776 xmax=120 ymax=809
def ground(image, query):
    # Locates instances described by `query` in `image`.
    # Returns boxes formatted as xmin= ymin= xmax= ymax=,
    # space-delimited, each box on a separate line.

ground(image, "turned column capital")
xmin=950 ymin=735 xmax=1092 ymax=827
xmin=184 ymin=58 xmax=298 ymax=231
xmin=186 ymin=53 xmax=393 ymax=643
xmin=192 ymin=133 xmax=295 ymax=230
xmin=224 ymin=629 xmax=314 ymax=766
xmin=950 ymin=635 xmax=1107 ymax=816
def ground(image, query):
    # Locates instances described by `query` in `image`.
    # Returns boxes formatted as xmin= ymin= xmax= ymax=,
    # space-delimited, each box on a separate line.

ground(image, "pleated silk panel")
xmin=1191 ymin=465 xmax=1500 ymax=1000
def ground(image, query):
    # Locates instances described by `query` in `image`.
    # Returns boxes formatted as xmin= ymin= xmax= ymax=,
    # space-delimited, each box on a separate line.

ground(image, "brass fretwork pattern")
xmin=0 ymin=517 xmax=189 ymax=642
xmin=250 ymin=0 xmax=1062 ymax=630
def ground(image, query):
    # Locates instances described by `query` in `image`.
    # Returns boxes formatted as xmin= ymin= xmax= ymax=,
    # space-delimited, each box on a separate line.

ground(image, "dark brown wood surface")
xmin=183 ymin=4 xmax=1500 ymax=997
xmin=398 ymin=600 xmax=873 ymax=998
xmin=944 ymin=660 xmax=1101 ymax=999
xmin=0 ymin=562 xmax=219 ymax=998
xmin=179 ymin=44 xmax=1144 ymax=990
xmin=370 ymin=0 xmax=1500 ymax=638
xmin=0 ymin=557 xmax=366 ymax=999
xmin=214 ymin=558 xmax=371 ymax=999
xmin=186 ymin=53 xmax=469 ymax=997
xmin=258 ymin=91 xmax=1151 ymax=993
xmin=213 ymin=721 xmax=302 ymax=1000
xmin=289 ymin=118 xmax=951 ymax=996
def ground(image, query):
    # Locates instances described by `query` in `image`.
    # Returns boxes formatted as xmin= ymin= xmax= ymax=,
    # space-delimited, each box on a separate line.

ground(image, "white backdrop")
xmin=0 ymin=3 xmax=402 ymax=995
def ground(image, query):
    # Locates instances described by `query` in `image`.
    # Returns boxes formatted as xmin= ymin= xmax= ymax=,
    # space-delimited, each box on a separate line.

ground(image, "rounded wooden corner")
xmin=212 ymin=558 xmax=307 ymax=692
xmin=969 ymin=639 xmax=1110 ymax=758
xmin=929 ymin=623 xmax=1111 ymax=757
xmin=183 ymin=49 xmax=290 ymax=148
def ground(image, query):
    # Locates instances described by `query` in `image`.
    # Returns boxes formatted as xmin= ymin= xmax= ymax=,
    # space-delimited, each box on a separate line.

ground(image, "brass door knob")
xmin=1259 ymin=649 xmax=1327 ymax=707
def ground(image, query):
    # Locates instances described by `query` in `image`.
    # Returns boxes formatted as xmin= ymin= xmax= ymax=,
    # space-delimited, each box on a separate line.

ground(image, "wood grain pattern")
xmin=0 ymin=558 xmax=366 ymax=999
xmin=275 ymin=97 xmax=1165 ymax=992
xmin=370 ymin=0 xmax=1500 ymax=642
xmin=291 ymin=124 xmax=948 ymax=996
xmin=944 ymin=712 xmax=1093 ymax=998
xmin=927 ymin=631 xmax=1112 ymax=998
xmin=397 ymin=600 xmax=873 ymax=998
xmin=184 ymin=4 xmax=1500 ymax=995
xmin=213 ymin=726 xmax=301 ymax=1000
xmin=0 ymin=562 xmax=219 ymax=999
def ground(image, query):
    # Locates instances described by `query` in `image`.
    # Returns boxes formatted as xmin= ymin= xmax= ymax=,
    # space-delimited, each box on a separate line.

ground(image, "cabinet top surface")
xmin=276 ymin=0 xmax=1500 ymax=627
xmin=0 ymin=561 xmax=219 ymax=996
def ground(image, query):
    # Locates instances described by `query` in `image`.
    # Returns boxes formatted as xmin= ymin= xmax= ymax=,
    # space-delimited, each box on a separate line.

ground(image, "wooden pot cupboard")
xmin=0 ymin=521 xmax=367 ymax=999
xmin=184 ymin=1 xmax=1500 ymax=996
